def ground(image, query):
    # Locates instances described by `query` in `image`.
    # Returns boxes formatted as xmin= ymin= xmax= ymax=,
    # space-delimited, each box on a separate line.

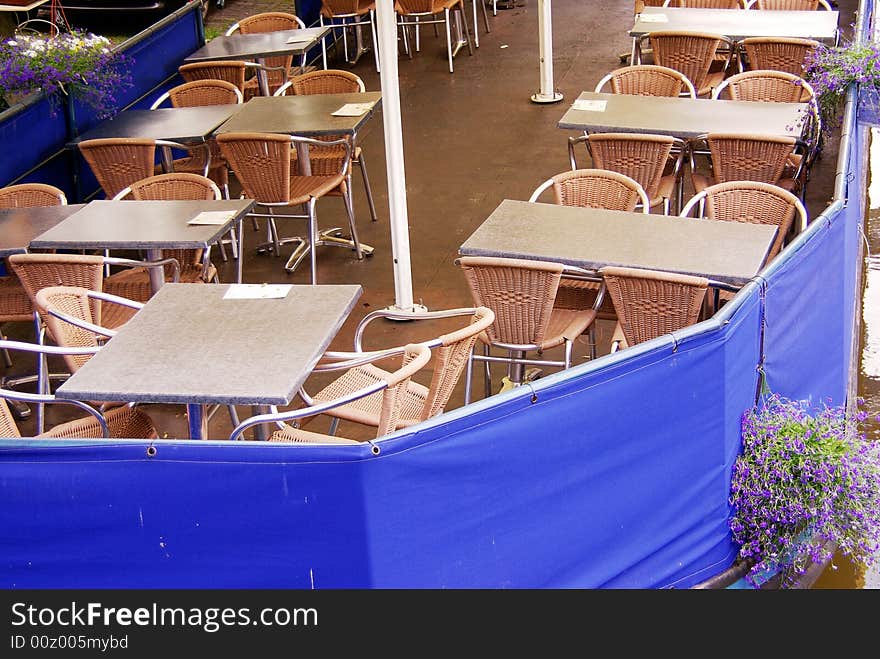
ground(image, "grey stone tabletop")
xmin=558 ymin=91 xmax=806 ymax=140
xmin=630 ymin=6 xmax=839 ymax=42
xmin=0 ymin=204 xmax=84 ymax=258
xmin=68 ymin=105 xmax=244 ymax=145
xmin=459 ymin=199 xmax=777 ymax=287
xmin=214 ymin=92 xmax=382 ymax=136
xmin=54 ymin=282 xmax=363 ymax=406
xmin=29 ymin=199 xmax=255 ymax=251
xmin=183 ymin=26 xmax=331 ymax=62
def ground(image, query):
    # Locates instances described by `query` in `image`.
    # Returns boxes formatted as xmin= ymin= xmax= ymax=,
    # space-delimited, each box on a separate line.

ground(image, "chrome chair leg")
xmin=356 ymin=152 xmax=378 ymax=222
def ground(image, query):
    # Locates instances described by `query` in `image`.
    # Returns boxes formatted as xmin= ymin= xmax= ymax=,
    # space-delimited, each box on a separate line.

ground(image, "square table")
xmin=214 ymin=92 xmax=382 ymax=259
xmin=557 ymin=90 xmax=807 ymax=140
xmin=69 ymin=105 xmax=242 ymax=146
xmin=214 ymin=92 xmax=382 ymax=172
xmin=630 ymin=7 xmax=839 ymax=63
xmin=68 ymin=104 xmax=243 ymax=180
xmin=458 ymin=199 xmax=778 ymax=287
xmin=54 ymin=282 xmax=363 ymax=440
xmin=0 ymin=204 xmax=84 ymax=259
xmin=183 ymin=27 xmax=331 ymax=96
xmin=29 ymin=198 xmax=255 ymax=292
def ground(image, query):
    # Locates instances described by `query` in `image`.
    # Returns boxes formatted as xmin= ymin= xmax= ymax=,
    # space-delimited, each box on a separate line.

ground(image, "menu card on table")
xmin=223 ymin=284 xmax=293 ymax=300
xmin=188 ymin=210 xmax=237 ymax=225
xmin=331 ymin=102 xmax=375 ymax=117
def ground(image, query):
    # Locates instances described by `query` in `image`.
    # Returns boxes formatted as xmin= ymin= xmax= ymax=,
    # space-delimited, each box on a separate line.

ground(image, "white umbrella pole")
xmin=375 ymin=0 xmax=424 ymax=313
xmin=531 ymin=0 xmax=563 ymax=104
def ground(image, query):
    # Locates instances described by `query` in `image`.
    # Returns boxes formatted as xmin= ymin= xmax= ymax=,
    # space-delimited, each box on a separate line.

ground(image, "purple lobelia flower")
xmin=0 ymin=30 xmax=133 ymax=119
xmin=729 ymin=393 xmax=880 ymax=587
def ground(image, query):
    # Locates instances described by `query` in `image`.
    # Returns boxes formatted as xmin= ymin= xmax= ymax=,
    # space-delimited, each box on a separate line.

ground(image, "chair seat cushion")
xmin=312 ymin=362 xmax=431 ymax=429
xmin=38 ymin=404 xmax=158 ymax=439
xmin=268 ymin=425 xmax=361 ymax=444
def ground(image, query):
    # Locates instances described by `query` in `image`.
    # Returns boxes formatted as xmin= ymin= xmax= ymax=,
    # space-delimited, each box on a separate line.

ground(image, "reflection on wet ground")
xmin=815 ymin=128 xmax=880 ymax=589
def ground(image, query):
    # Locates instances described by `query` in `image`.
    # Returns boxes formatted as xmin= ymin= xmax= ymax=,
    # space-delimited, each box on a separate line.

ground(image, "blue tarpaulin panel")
xmin=0 ymin=304 xmax=764 ymax=589
xmin=762 ymin=125 xmax=866 ymax=406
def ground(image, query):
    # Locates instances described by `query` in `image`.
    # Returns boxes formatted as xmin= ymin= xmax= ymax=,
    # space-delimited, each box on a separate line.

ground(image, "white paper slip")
xmin=572 ymin=99 xmax=607 ymax=112
xmin=639 ymin=13 xmax=668 ymax=23
xmin=285 ymin=35 xmax=313 ymax=44
xmin=223 ymin=284 xmax=292 ymax=300
xmin=188 ymin=211 xmax=235 ymax=225
xmin=331 ymin=102 xmax=374 ymax=117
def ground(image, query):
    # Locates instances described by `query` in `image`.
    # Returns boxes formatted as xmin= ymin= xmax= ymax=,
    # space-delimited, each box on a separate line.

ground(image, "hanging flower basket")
xmin=0 ymin=29 xmax=133 ymax=119
xmin=729 ymin=394 xmax=880 ymax=588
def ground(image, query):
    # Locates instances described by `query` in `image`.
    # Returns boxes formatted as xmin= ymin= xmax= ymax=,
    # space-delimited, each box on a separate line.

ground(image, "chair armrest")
xmin=106 ymin=256 xmax=181 ymax=284
xmin=352 ymin=306 xmax=480 ymax=351
xmin=567 ymin=134 xmax=591 ymax=170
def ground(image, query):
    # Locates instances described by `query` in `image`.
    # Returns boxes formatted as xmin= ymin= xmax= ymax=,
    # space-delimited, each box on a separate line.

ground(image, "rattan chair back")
xmin=683 ymin=180 xmax=805 ymax=260
xmin=9 ymin=253 xmax=108 ymax=329
xmin=77 ymin=138 xmax=157 ymax=199
xmin=549 ymin=169 xmax=649 ymax=212
xmin=288 ymin=69 xmax=365 ymax=95
xmin=164 ymin=79 xmax=242 ymax=107
xmin=34 ymin=286 xmax=103 ymax=374
xmin=457 ymin=257 xmax=564 ymax=347
xmin=596 ymin=64 xmax=696 ymax=98
xmin=228 ymin=12 xmax=306 ymax=92
xmin=583 ymin=133 xmax=676 ymax=208
xmin=704 ymin=132 xmax=797 ymax=186
xmin=0 ymin=183 xmax=66 ymax=208
xmin=600 ymin=266 xmax=708 ymax=347
xmin=178 ymin=61 xmax=248 ymax=92
xmin=647 ymin=30 xmax=731 ymax=96
xmin=713 ymin=69 xmax=813 ymax=102
xmin=322 ymin=0 xmax=368 ymax=15
xmin=739 ymin=37 xmax=819 ymax=75
xmin=215 ymin=132 xmax=293 ymax=204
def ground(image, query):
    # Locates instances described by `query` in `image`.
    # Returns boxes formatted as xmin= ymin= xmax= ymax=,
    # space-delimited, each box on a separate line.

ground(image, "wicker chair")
xmin=687 ymin=132 xmax=805 ymax=198
xmin=712 ymin=69 xmax=820 ymax=175
xmin=0 ymin=340 xmax=158 ymax=439
xmin=275 ymin=69 xmax=378 ymax=225
xmin=640 ymin=30 xmax=735 ymax=97
xmin=456 ymin=256 xmax=604 ymax=402
xmin=595 ymin=64 xmax=698 ymax=99
xmin=738 ymin=37 xmax=820 ymax=75
xmin=229 ymin=343 xmax=431 ymax=443
xmin=528 ymin=170 xmax=649 ymax=326
xmin=599 ymin=266 xmax=709 ymax=351
xmin=150 ymin=80 xmax=242 ymax=202
xmin=0 ymin=183 xmax=68 ymax=420
xmin=178 ymin=60 xmax=248 ymax=93
xmin=528 ymin=169 xmax=651 ymax=212
xmin=76 ymin=137 xmax=194 ymax=200
xmin=110 ymin=173 xmax=222 ymax=296
xmin=0 ymin=183 xmax=67 ymax=208
xmin=300 ymin=306 xmax=495 ymax=434
xmin=679 ymin=180 xmax=808 ymax=262
xmin=225 ymin=12 xmax=307 ymax=99
xmin=319 ymin=0 xmax=380 ymax=70
xmin=216 ymin=131 xmax=368 ymax=284
xmin=567 ymin=133 xmax=687 ymax=214
xmin=395 ymin=0 xmax=474 ymax=74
